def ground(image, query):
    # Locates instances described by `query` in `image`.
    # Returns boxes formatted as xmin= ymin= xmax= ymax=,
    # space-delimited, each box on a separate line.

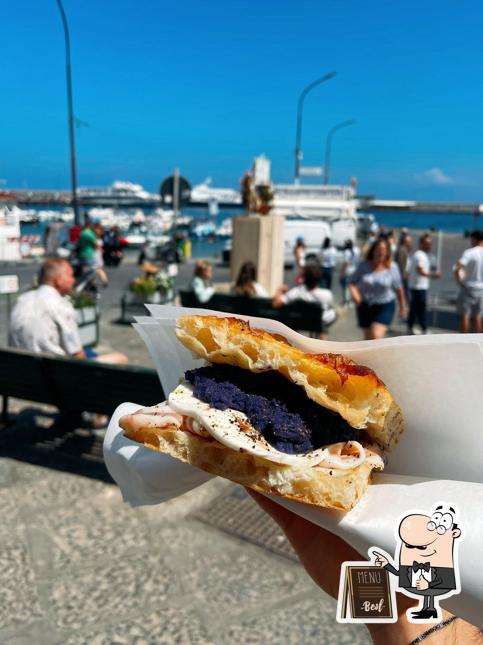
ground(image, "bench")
xmin=179 ymin=291 xmax=324 ymax=335
xmin=0 ymin=347 xmax=164 ymax=424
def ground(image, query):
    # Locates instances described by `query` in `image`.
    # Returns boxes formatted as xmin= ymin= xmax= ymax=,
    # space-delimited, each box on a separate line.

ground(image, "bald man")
xmin=9 ymin=258 xmax=127 ymax=364
xmin=373 ymin=506 xmax=461 ymax=620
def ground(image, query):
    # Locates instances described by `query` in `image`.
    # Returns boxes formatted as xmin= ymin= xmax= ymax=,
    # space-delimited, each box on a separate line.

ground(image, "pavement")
xmin=0 ymin=231 xmax=471 ymax=644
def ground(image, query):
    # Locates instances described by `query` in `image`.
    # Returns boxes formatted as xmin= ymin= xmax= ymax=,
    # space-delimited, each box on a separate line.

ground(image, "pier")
xmin=1 ymin=188 xmax=481 ymax=214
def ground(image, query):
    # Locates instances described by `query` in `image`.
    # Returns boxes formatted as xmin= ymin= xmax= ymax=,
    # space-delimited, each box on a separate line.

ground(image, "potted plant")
xmin=255 ymin=184 xmax=274 ymax=215
xmin=129 ymin=276 xmax=161 ymax=303
xmin=69 ymin=291 xmax=99 ymax=347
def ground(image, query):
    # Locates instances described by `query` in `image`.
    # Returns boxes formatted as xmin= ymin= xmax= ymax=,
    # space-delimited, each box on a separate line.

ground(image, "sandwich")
xmin=120 ymin=315 xmax=404 ymax=510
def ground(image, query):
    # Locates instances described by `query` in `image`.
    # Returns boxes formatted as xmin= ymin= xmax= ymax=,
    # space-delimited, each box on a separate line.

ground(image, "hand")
xmin=399 ymin=305 xmax=408 ymax=321
xmin=372 ymin=550 xmax=389 ymax=568
xmin=248 ymin=491 xmax=476 ymax=645
xmin=432 ymin=271 xmax=442 ymax=279
xmin=415 ymin=573 xmax=429 ymax=590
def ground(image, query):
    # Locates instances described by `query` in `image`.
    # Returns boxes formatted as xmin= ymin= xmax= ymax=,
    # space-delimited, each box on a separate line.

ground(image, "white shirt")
xmin=409 ymin=250 xmax=430 ymax=290
xmin=9 ymin=285 xmax=82 ymax=355
xmin=411 ymin=566 xmax=433 ymax=588
xmin=459 ymin=246 xmax=483 ymax=288
xmin=282 ymin=285 xmax=336 ymax=325
xmin=341 ymin=247 xmax=360 ymax=276
xmin=320 ymin=247 xmax=338 ymax=268
xmin=191 ymin=277 xmax=215 ymax=303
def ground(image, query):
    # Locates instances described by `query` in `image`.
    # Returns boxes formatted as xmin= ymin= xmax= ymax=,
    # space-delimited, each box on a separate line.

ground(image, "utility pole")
xmin=294 ymin=72 xmax=337 ymax=182
xmin=55 ymin=0 xmax=80 ymax=225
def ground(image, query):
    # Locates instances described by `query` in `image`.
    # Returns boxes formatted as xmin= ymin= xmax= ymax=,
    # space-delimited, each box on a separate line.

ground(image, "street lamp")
xmin=324 ymin=119 xmax=356 ymax=185
xmin=55 ymin=0 xmax=80 ymax=226
xmin=294 ymin=72 xmax=337 ymax=182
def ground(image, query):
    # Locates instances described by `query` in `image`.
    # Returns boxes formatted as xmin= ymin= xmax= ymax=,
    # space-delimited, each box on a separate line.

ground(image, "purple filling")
xmin=184 ymin=365 xmax=359 ymax=454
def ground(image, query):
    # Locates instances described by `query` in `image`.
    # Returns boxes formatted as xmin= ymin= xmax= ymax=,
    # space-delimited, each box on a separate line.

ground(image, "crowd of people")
xmin=189 ymin=226 xmax=483 ymax=340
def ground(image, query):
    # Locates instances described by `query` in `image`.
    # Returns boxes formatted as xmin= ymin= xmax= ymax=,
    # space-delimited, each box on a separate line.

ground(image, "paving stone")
xmin=0 ymin=532 xmax=44 ymax=632
xmin=0 ymin=620 xmax=54 ymax=645
xmin=48 ymin=550 xmax=179 ymax=633
xmin=219 ymin=595 xmax=371 ymax=645
xmin=169 ymin=531 xmax=313 ymax=619
xmin=12 ymin=469 xmax=107 ymax=516
xmin=0 ymin=459 xmax=14 ymax=487
xmin=24 ymin=495 xmax=153 ymax=577
xmin=61 ymin=606 xmax=213 ymax=645
xmin=151 ymin=519 xmax=238 ymax=558
xmin=0 ymin=487 xmax=23 ymax=536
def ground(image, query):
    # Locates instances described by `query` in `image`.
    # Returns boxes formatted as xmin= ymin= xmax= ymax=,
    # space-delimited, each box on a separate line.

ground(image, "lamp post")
xmin=294 ymin=72 xmax=337 ymax=182
xmin=55 ymin=0 xmax=80 ymax=226
xmin=324 ymin=119 xmax=356 ymax=185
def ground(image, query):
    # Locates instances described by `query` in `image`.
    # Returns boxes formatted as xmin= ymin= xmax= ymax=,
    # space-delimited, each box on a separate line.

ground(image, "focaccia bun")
xmin=175 ymin=315 xmax=403 ymax=450
xmin=121 ymin=420 xmax=377 ymax=511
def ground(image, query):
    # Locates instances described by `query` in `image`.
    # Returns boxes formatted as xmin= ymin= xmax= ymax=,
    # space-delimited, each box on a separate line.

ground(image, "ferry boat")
xmin=78 ymin=181 xmax=158 ymax=206
xmin=190 ymin=178 xmax=241 ymax=206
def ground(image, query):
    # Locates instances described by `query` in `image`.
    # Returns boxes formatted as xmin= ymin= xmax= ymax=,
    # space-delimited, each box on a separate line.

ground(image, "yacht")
xmin=190 ymin=178 xmax=241 ymax=205
xmin=78 ymin=181 xmax=158 ymax=205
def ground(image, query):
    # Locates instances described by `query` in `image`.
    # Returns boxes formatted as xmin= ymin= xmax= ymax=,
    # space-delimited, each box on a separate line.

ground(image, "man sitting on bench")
xmin=9 ymin=258 xmax=127 ymax=365
xmin=9 ymin=258 xmax=128 ymax=428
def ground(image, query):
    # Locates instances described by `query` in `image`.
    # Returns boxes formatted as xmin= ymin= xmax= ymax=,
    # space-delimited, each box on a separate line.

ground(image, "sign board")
xmin=253 ymin=154 xmax=271 ymax=186
xmin=0 ymin=274 xmax=19 ymax=295
xmin=299 ymin=166 xmax=323 ymax=177
xmin=339 ymin=565 xmax=393 ymax=620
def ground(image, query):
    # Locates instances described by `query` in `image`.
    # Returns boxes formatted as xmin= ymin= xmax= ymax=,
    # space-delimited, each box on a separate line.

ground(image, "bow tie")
xmin=413 ymin=561 xmax=431 ymax=573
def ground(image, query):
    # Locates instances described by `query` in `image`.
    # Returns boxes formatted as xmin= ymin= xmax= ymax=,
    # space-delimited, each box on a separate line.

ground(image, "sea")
xmin=20 ymin=205 xmax=481 ymax=260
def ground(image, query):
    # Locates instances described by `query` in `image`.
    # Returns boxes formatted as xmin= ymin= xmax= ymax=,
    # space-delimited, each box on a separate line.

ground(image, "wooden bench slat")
xmin=0 ymin=348 xmax=164 ymax=418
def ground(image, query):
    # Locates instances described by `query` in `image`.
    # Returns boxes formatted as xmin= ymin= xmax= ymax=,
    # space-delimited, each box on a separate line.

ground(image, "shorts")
xmin=356 ymin=300 xmax=395 ymax=328
xmin=457 ymin=285 xmax=483 ymax=316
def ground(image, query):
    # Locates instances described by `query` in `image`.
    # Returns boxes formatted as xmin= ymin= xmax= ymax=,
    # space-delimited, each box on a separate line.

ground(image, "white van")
xmin=284 ymin=219 xmax=331 ymax=267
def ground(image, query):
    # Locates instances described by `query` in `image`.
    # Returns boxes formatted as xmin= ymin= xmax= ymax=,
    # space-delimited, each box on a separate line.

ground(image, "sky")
xmin=1 ymin=0 xmax=483 ymax=200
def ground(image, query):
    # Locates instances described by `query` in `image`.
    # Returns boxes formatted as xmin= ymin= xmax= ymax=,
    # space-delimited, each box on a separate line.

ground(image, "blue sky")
xmin=2 ymin=0 xmax=483 ymax=200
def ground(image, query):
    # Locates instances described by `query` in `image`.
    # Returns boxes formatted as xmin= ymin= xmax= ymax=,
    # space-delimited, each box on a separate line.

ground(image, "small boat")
xmin=215 ymin=218 xmax=233 ymax=238
xmin=191 ymin=221 xmax=216 ymax=238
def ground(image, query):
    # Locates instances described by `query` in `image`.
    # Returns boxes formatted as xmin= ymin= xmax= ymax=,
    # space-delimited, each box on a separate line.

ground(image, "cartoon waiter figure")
xmin=372 ymin=505 xmax=462 ymax=621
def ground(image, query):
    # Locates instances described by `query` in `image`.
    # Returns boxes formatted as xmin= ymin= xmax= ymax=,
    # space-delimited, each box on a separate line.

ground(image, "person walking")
xmin=349 ymin=238 xmax=407 ymax=340
xmin=77 ymin=221 xmax=98 ymax=273
xmin=407 ymin=233 xmax=441 ymax=335
xmin=454 ymin=229 xmax=483 ymax=333
xmin=339 ymin=239 xmax=360 ymax=306
xmin=395 ymin=231 xmax=412 ymax=302
xmin=319 ymin=237 xmax=337 ymax=290
xmin=231 ymin=261 xmax=268 ymax=297
xmin=293 ymin=237 xmax=306 ymax=285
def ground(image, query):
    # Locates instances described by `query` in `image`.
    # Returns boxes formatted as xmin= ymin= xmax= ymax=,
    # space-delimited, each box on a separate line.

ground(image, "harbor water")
xmin=19 ymin=205 xmax=480 ymax=261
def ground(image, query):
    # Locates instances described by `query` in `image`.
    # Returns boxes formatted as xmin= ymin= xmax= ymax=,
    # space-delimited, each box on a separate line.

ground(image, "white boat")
xmin=79 ymin=181 xmax=158 ymax=205
xmin=190 ymin=178 xmax=241 ymax=205
xmin=191 ymin=221 xmax=216 ymax=238
xmin=215 ymin=218 xmax=233 ymax=238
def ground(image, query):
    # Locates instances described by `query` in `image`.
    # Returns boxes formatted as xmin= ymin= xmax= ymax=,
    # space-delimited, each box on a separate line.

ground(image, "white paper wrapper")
xmin=103 ymin=305 xmax=483 ymax=627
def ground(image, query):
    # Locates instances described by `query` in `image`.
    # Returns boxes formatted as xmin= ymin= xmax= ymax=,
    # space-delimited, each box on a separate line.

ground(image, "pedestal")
xmin=230 ymin=214 xmax=284 ymax=296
